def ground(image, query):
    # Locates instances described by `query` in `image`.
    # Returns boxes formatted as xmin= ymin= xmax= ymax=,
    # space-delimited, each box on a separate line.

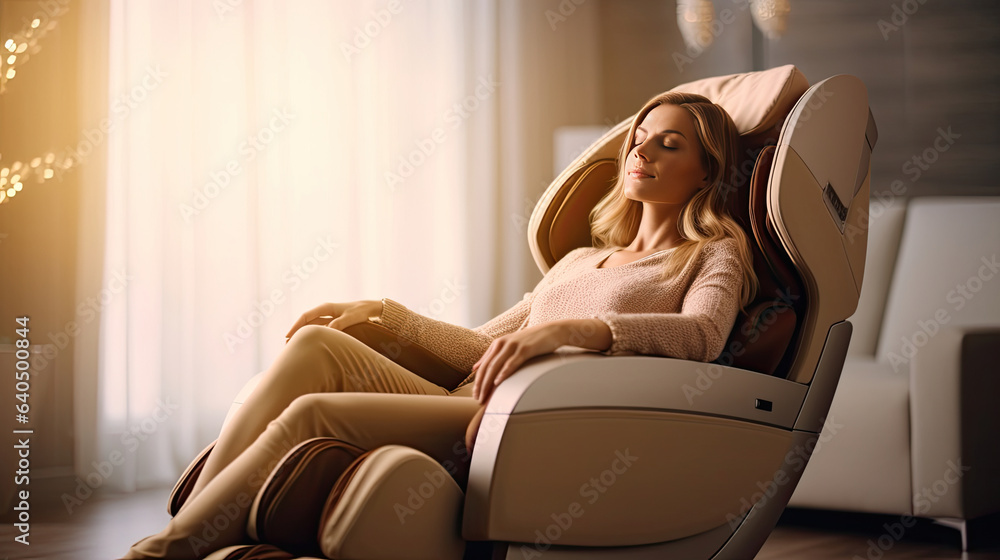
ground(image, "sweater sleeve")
xmin=593 ymin=239 xmax=744 ymax=362
xmin=370 ymin=297 xmax=495 ymax=374
xmin=369 ymin=247 xmax=584 ymax=372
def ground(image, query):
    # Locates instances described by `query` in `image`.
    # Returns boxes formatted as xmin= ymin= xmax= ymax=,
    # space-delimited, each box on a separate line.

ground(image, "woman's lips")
xmin=628 ymin=169 xmax=654 ymax=178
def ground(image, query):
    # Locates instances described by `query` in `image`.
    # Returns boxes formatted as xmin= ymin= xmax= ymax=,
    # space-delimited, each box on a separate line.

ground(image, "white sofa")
xmin=787 ymin=196 xmax=1000 ymax=547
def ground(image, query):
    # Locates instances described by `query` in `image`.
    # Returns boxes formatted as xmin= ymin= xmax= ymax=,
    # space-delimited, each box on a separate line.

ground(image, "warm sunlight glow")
xmin=3 ymin=39 xmax=13 ymax=51
xmin=43 ymin=169 xmax=54 ymax=179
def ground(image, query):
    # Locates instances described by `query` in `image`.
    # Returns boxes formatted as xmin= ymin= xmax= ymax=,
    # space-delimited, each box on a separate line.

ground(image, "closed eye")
xmin=633 ymin=143 xmax=677 ymax=151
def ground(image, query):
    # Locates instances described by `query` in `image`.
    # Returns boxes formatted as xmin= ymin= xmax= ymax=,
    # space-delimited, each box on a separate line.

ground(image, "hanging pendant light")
xmin=676 ymin=0 xmax=717 ymax=51
xmin=749 ymin=0 xmax=791 ymax=40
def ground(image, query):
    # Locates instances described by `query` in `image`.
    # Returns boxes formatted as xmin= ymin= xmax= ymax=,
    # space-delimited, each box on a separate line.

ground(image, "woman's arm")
xmin=370 ymin=291 xmax=534 ymax=376
xmin=549 ymin=318 xmax=613 ymax=351
xmin=373 ymin=247 xmax=590 ymax=381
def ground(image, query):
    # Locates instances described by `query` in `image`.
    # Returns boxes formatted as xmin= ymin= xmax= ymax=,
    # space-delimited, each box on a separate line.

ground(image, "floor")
xmin=1 ymin=480 xmax=998 ymax=560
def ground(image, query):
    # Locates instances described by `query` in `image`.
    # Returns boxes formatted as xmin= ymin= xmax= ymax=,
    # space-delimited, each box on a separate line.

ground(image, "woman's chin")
xmin=623 ymin=181 xmax=661 ymax=201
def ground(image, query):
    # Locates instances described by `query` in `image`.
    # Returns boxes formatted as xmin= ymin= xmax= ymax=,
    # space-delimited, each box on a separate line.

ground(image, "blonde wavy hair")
xmin=589 ymin=91 xmax=758 ymax=312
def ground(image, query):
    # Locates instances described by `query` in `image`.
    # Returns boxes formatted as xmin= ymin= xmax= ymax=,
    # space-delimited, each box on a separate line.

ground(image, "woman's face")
xmin=623 ymin=103 xmax=709 ymax=206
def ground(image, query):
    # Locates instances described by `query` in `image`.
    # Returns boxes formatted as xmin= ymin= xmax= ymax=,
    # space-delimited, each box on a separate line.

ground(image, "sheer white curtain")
xmin=83 ymin=0 xmax=601 ymax=491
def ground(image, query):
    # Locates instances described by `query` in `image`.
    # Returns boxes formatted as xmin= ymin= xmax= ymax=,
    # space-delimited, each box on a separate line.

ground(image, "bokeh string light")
xmin=0 ymin=152 xmax=76 ymax=205
xmin=0 ymin=1 xmax=73 ymax=205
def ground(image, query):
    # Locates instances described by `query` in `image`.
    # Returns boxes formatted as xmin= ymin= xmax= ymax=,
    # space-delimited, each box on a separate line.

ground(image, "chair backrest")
xmin=528 ymin=66 xmax=876 ymax=383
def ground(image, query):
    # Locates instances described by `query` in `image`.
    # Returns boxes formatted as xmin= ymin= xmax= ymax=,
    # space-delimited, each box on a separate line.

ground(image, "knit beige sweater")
xmin=371 ymin=237 xmax=744 ymax=388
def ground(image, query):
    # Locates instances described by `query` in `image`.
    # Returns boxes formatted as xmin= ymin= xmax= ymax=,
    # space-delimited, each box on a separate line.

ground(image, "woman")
xmin=121 ymin=91 xmax=758 ymax=559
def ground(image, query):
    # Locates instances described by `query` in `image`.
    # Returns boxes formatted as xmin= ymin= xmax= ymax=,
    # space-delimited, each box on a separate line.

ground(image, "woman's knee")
xmin=279 ymin=393 xmax=327 ymax=420
xmin=288 ymin=324 xmax=352 ymax=347
xmin=272 ymin=325 xmax=360 ymax=383
xmin=272 ymin=392 xmax=373 ymax=442
xmin=285 ymin=325 xmax=366 ymax=363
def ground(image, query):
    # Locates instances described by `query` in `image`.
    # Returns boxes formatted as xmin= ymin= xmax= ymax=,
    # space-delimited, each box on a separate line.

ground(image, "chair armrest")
xmin=463 ymin=351 xmax=808 ymax=545
xmin=478 ymin=350 xmax=807 ymax=428
xmin=910 ymin=325 xmax=1000 ymax=519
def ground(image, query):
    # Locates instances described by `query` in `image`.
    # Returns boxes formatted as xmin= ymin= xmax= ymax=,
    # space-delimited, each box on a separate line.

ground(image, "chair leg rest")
xmin=168 ymin=439 xmax=217 ymax=517
xmin=319 ymin=445 xmax=467 ymax=560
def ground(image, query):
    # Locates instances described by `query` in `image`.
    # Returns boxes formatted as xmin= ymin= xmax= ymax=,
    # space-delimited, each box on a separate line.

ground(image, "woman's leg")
xmin=123 ymin=390 xmax=481 ymax=559
xmin=183 ymin=324 xmax=450 ymax=506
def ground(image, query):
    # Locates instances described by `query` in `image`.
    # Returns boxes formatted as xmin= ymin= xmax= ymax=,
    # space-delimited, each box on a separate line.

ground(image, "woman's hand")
xmin=471 ymin=318 xmax=613 ymax=403
xmin=284 ymin=300 xmax=383 ymax=342
xmin=471 ymin=323 xmax=566 ymax=403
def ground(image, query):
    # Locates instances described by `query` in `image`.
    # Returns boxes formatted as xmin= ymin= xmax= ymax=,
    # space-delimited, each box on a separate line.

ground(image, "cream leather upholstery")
xmin=181 ymin=66 xmax=880 ymax=559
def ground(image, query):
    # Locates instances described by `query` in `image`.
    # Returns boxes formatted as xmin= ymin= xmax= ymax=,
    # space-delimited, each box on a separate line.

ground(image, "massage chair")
xmin=172 ymin=64 xmax=878 ymax=559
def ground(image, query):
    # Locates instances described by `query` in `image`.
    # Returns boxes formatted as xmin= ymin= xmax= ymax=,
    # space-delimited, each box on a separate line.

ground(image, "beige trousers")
xmin=123 ymin=325 xmax=480 ymax=559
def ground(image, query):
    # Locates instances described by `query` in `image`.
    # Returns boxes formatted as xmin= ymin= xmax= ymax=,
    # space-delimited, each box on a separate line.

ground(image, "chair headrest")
xmin=668 ymin=64 xmax=809 ymax=139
